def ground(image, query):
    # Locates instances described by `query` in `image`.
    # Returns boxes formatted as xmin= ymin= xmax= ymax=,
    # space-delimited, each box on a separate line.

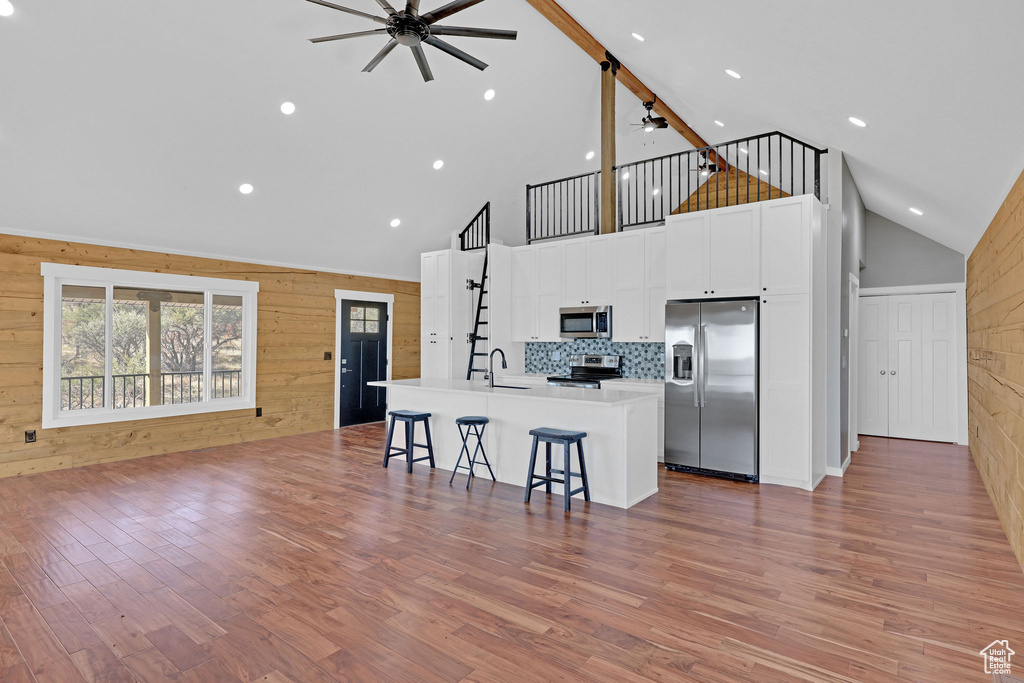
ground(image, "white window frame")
xmin=41 ymin=263 xmax=259 ymax=429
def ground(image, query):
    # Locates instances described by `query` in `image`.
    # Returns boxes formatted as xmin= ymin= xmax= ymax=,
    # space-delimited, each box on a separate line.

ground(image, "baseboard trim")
xmin=826 ymin=455 xmax=852 ymax=478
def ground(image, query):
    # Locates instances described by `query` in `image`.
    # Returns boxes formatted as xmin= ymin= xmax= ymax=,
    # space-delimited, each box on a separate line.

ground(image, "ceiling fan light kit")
xmin=305 ymin=0 xmax=517 ymax=82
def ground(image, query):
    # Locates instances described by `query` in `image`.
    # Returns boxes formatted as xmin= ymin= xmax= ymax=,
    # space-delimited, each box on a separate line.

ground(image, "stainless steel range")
xmin=546 ymin=354 xmax=622 ymax=389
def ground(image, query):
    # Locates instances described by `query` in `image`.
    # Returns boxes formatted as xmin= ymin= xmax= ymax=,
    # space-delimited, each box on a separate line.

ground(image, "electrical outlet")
xmin=324 ymin=351 xmax=332 ymax=361
xmin=256 ymin=407 xmax=263 ymax=418
xmin=24 ymin=430 xmax=36 ymax=444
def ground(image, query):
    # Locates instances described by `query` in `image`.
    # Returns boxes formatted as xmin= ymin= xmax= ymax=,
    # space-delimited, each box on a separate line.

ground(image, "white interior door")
xmin=887 ymin=295 xmax=923 ymax=439
xmin=858 ymin=296 xmax=889 ymax=436
xmin=920 ymin=292 xmax=956 ymax=442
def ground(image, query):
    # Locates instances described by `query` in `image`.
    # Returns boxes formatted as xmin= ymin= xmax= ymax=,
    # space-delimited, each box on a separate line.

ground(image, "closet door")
xmin=887 ymin=295 xmax=923 ymax=439
xmin=920 ymin=292 xmax=957 ymax=442
xmin=858 ymin=297 xmax=889 ymax=436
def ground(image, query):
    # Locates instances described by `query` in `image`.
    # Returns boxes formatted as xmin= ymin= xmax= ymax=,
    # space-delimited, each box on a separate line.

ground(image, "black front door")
xmin=339 ymin=299 xmax=388 ymax=427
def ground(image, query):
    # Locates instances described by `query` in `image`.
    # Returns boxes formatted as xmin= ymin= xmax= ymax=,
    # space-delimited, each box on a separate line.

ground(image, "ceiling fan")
xmin=632 ymin=101 xmax=668 ymax=133
xmin=305 ymin=0 xmax=518 ymax=82
xmin=692 ymin=151 xmax=720 ymax=177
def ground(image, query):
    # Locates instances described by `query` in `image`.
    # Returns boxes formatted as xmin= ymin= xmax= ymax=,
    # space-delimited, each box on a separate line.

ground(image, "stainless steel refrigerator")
xmin=664 ymin=299 xmax=758 ymax=481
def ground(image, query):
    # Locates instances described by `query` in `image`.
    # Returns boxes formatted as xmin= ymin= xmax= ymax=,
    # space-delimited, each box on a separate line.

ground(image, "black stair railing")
xmin=526 ymin=170 xmax=600 ymax=243
xmin=459 ymin=202 xmax=491 ymax=251
xmin=525 ymin=131 xmax=826 ymax=242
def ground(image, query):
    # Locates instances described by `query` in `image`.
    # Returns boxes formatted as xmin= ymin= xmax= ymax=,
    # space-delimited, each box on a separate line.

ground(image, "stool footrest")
xmin=548 ymin=469 xmax=583 ymax=478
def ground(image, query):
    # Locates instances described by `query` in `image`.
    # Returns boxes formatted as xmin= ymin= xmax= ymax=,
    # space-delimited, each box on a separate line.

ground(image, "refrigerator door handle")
xmin=700 ymin=323 xmax=708 ymax=408
xmin=691 ymin=325 xmax=700 ymax=407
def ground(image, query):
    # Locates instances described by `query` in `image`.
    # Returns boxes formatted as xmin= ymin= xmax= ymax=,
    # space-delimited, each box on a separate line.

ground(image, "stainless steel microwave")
xmin=559 ymin=306 xmax=612 ymax=339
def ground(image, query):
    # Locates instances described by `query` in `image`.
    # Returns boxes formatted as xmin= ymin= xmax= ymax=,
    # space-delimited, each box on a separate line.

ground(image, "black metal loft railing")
xmin=526 ymin=170 xmax=600 ymax=243
xmin=459 ymin=202 xmax=490 ymax=251
xmin=525 ymin=131 xmax=826 ymax=242
xmin=61 ymin=370 xmax=243 ymax=411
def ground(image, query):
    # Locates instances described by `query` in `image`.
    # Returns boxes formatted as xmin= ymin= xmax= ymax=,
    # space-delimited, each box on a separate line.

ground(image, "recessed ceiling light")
xmin=622 ymin=172 xmax=630 ymax=180
xmin=739 ymin=147 xmax=748 ymax=154
xmin=759 ymin=170 xmax=768 ymax=176
xmin=0 ymin=1 xmax=13 ymax=17
xmin=848 ymin=116 xmax=867 ymax=128
xmin=239 ymin=183 xmax=254 ymax=195
xmin=909 ymin=207 xmax=923 ymax=216
xmin=483 ymin=89 xmax=495 ymax=101
xmin=280 ymin=102 xmax=296 ymax=115
xmin=631 ymin=32 xmax=645 ymax=42
xmin=390 ymin=218 xmax=401 ymax=228
xmin=433 ymin=160 xmax=444 ymax=170
xmin=725 ymin=69 xmax=741 ymax=79
xmin=714 ymin=120 xmax=725 ymax=127
xmin=586 ymin=151 xmax=595 ymax=160
xmin=652 ymin=188 xmax=660 ymax=196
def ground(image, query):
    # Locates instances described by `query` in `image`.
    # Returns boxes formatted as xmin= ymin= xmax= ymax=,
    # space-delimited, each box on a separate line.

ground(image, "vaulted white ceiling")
xmin=2 ymin=1 xmax=1021 ymax=279
xmin=558 ymin=0 xmax=1024 ymax=256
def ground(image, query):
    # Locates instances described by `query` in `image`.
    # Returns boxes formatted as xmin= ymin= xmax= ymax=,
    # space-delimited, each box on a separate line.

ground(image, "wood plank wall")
xmin=0 ymin=234 xmax=420 ymax=479
xmin=967 ymin=168 xmax=1024 ymax=570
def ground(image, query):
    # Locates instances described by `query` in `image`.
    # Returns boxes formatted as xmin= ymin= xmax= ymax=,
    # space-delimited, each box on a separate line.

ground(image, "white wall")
xmin=860 ymin=211 xmax=966 ymax=288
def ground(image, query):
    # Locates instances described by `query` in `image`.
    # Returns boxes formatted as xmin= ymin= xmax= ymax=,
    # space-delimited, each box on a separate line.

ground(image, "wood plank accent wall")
xmin=674 ymin=168 xmax=790 ymax=215
xmin=0 ymin=234 xmax=420 ymax=479
xmin=967 ymin=167 xmax=1024 ymax=570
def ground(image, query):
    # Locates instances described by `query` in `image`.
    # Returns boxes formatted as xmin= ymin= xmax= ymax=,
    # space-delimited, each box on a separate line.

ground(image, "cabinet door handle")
xmin=880 ymin=370 xmax=885 ymax=375
xmin=890 ymin=370 xmax=896 ymax=375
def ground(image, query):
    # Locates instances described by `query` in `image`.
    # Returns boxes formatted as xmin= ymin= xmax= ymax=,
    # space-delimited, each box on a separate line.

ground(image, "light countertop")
xmin=496 ymin=373 xmax=666 ymax=390
xmin=368 ymin=378 xmax=658 ymax=406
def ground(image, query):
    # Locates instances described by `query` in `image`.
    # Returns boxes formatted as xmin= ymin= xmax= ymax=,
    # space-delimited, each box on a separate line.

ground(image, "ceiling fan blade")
xmin=425 ymin=36 xmax=487 ymax=70
xmin=362 ymin=38 xmax=399 ymax=72
xmin=406 ymin=0 xmax=421 ymax=15
xmin=428 ymin=26 xmax=517 ymax=40
xmin=305 ymin=0 xmax=388 ymax=24
xmin=420 ymin=0 xmax=486 ymax=25
xmin=411 ymin=44 xmax=434 ymax=82
xmin=374 ymin=0 xmax=398 ymax=15
xmin=310 ymin=28 xmax=388 ymax=43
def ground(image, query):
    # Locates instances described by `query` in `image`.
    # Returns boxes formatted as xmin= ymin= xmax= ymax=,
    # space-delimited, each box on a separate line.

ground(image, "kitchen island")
xmin=367 ymin=379 xmax=659 ymax=509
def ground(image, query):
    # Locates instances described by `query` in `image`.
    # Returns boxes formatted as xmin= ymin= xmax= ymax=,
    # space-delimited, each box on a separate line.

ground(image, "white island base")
xmin=368 ymin=379 xmax=659 ymax=509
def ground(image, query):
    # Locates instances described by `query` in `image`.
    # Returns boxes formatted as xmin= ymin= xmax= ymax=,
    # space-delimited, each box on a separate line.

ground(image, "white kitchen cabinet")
xmin=512 ymin=242 xmax=563 ymax=342
xmin=759 ymin=293 xmax=811 ymax=483
xmin=761 ymin=195 xmax=811 ymax=295
xmin=613 ymin=229 xmax=666 ymax=342
xmin=666 ymin=204 xmax=760 ymax=300
xmin=665 ymin=212 xmax=709 ymax=299
xmin=420 ymin=250 xmax=452 ymax=379
xmin=708 ymin=204 xmax=760 ymax=297
xmin=562 ymin=234 xmax=616 ymax=306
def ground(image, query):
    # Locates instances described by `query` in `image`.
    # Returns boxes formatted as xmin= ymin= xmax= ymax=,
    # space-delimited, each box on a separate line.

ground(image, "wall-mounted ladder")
xmin=465 ymin=248 xmax=489 ymax=380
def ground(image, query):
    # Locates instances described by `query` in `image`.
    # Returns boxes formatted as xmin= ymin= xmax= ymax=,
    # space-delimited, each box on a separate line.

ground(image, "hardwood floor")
xmin=0 ymin=428 xmax=1021 ymax=682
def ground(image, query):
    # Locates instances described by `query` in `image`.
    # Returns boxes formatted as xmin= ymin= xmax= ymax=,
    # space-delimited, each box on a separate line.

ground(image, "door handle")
xmin=880 ymin=370 xmax=885 ymax=375
xmin=700 ymin=323 xmax=708 ymax=408
xmin=890 ymin=370 xmax=896 ymax=375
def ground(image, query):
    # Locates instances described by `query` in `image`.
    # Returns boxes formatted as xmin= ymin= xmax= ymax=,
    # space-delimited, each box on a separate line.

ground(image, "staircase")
xmin=465 ymin=248 xmax=489 ymax=379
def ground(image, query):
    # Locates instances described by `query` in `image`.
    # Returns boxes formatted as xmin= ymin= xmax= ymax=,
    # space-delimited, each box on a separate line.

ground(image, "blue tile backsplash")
xmin=525 ymin=340 xmax=666 ymax=379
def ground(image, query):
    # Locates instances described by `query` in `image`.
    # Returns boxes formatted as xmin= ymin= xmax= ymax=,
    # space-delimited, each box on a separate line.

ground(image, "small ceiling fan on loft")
xmin=692 ymin=151 xmax=720 ymax=177
xmin=304 ymin=0 xmax=518 ymax=82
xmin=631 ymin=101 xmax=668 ymax=133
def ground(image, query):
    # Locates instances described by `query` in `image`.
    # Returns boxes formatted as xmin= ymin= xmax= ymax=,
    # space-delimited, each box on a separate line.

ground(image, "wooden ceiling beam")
xmin=524 ymin=0 xmax=711 ymax=151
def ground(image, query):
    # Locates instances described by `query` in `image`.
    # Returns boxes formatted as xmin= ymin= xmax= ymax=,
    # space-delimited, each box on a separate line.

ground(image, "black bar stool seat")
xmin=525 ymin=428 xmax=590 ymax=511
xmin=450 ymin=416 xmax=495 ymax=489
xmin=383 ymin=410 xmax=435 ymax=473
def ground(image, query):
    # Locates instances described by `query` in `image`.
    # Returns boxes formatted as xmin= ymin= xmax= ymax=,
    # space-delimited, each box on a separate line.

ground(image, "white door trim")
xmin=334 ymin=289 xmax=395 ymax=430
xmin=848 ymin=273 xmax=860 ymax=455
xmin=859 ymin=282 xmax=966 ymax=445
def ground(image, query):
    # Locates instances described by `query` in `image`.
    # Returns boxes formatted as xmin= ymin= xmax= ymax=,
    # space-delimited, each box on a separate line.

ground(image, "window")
xmin=42 ymin=263 xmax=258 ymax=428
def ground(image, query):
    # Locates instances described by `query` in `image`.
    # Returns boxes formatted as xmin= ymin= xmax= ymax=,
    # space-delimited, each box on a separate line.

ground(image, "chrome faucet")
xmin=487 ymin=348 xmax=507 ymax=389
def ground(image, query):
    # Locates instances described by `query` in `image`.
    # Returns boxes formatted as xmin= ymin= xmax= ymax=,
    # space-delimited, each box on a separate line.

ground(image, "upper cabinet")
xmin=614 ymin=229 xmax=666 ymax=342
xmin=665 ymin=204 xmax=761 ymax=299
xmin=420 ymin=250 xmax=452 ymax=379
xmin=563 ymin=234 xmax=616 ymax=306
xmin=512 ymin=242 xmax=563 ymax=342
xmin=760 ymin=195 xmax=811 ymax=295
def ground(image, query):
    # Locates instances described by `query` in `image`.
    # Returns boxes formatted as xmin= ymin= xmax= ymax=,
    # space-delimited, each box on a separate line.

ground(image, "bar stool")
xmin=449 ymin=416 xmax=495 ymax=489
xmin=525 ymin=428 xmax=590 ymax=511
xmin=383 ymin=410 xmax=435 ymax=473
